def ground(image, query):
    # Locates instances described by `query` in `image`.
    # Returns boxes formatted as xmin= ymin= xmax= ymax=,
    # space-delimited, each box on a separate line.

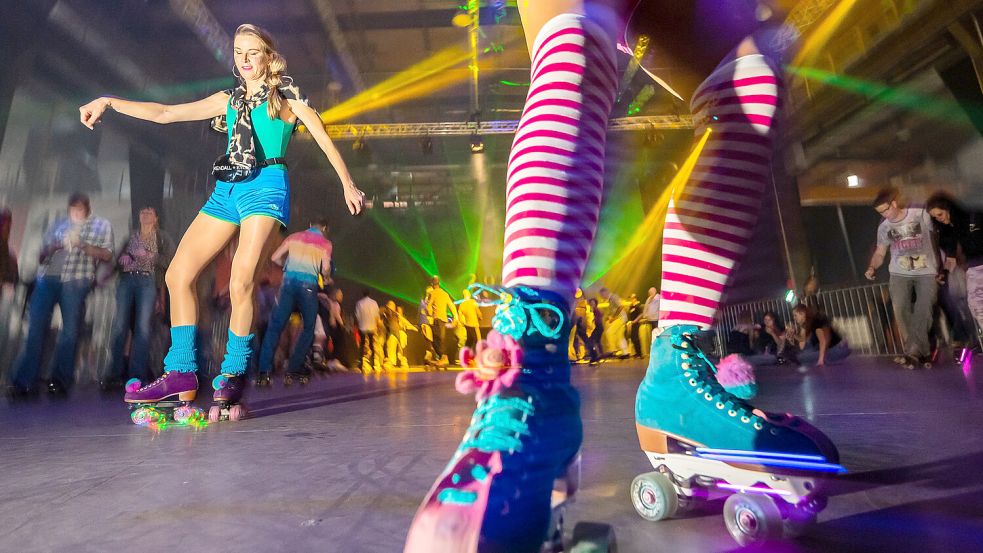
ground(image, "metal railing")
xmin=714 ymin=283 xmax=906 ymax=357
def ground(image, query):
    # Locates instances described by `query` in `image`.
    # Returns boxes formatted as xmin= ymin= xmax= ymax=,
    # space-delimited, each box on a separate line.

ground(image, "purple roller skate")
xmin=124 ymin=371 xmax=199 ymax=426
xmin=208 ymin=374 xmax=247 ymax=422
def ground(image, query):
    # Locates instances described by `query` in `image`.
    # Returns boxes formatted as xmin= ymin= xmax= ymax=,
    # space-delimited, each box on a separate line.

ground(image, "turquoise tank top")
xmin=226 ymin=101 xmax=294 ymax=168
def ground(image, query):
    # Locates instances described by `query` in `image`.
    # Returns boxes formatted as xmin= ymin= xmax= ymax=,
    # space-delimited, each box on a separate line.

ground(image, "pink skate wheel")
xmin=173 ymin=405 xmax=193 ymax=423
xmin=228 ymin=404 xmax=244 ymax=421
xmin=208 ymin=405 xmax=221 ymax=423
xmin=125 ymin=378 xmax=142 ymax=393
xmin=212 ymin=375 xmax=228 ymax=391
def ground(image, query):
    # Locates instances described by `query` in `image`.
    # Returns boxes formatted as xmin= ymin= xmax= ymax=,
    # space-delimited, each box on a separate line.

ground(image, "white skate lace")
xmin=675 ymin=335 xmax=765 ymax=429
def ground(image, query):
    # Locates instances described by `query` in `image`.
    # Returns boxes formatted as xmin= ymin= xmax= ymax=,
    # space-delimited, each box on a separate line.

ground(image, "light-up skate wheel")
xmin=724 ymin=493 xmax=782 ymax=545
xmin=630 ymin=471 xmax=678 ymax=521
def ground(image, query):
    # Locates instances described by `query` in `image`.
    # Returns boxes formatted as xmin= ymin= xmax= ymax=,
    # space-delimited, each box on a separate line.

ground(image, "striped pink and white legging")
xmin=659 ymin=54 xmax=781 ymax=330
xmin=502 ymin=13 xmax=618 ymax=305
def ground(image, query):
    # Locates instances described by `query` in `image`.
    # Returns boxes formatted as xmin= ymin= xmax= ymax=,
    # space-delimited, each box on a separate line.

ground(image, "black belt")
xmin=259 ymin=157 xmax=287 ymax=168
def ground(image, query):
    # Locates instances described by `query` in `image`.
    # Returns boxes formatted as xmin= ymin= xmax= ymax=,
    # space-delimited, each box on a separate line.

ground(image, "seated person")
xmin=790 ymin=304 xmax=850 ymax=367
xmin=745 ymin=311 xmax=787 ymax=367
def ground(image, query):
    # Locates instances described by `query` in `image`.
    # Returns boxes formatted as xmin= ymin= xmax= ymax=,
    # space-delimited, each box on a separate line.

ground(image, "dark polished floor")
xmin=2 ymin=355 xmax=982 ymax=553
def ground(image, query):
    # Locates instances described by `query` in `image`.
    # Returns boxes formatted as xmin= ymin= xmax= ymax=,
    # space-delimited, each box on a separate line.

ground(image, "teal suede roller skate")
xmin=632 ymin=324 xmax=843 ymax=546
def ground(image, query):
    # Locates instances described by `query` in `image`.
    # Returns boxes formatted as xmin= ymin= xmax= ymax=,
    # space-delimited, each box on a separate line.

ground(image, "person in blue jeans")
xmin=103 ymin=206 xmax=175 ymax=390
xmin=9 ymin=193 xmax=114 ymax=396
xmin=255 ymin=219 xmax=333 ymax=386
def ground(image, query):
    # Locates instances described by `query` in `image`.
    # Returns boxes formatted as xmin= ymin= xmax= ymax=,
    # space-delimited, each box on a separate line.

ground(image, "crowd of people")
xmin=3 ymin=182 xmax=982 ymax=396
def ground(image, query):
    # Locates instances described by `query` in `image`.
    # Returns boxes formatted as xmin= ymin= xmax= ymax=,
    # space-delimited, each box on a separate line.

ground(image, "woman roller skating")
xmin=79 ymin=24 xmax=364 ymax=424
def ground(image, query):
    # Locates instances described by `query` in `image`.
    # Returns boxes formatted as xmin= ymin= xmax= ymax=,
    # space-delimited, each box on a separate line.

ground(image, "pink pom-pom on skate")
xmin=125 ymin=378 xmax=142 ymax=393
xmin=715 ymin=354 xmax=757 ymax=400
xmin=456 ymin=331 xmax=523 ymax=401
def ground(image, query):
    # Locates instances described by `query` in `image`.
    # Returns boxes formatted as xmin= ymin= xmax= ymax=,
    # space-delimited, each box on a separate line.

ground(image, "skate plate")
xmin=208 ymin=401 xmax=247 ymax=423
xmin=543 ymin=455 xmax=616 ymax=553
xmin=633 ymin=431 xmax=842 ymax=545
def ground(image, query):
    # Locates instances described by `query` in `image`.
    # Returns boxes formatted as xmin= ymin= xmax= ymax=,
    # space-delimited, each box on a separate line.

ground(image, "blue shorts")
xmin=200 ymin=167 xmax=290 ymax=226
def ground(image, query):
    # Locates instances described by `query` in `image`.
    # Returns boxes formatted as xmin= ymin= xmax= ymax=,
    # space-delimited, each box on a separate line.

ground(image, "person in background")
xmin=866 ymin=187 xmax=940 ymax=368
xmin=638 ymin=286 xmax=661 ymax=357
xmin=587 ymin=297 xmax=605 ymax=364
xmin=321 ymin=287 xmax=349 ymax=371
xmin=417 ymin=288 xmax=435 ymax=364
xmin=927 ymin=191 xmax=983 ymax=340
xmin=381 ymin=300 xmax=401 ymax=370
xmin=569 ymin=288 xmax=590 ymax=362
xmin=458 ymin=288 xmax=483 ymax=351
xmin=9 ymin=193 xmax=114 ymax=395
xmin=394 ymin=305 xmax=417 ymax=368
xmin=745 ymin=311 xmax=787 ymax=367
xmin=599 ymin=287 xmax=628 ymax=356
xmin=625 ymin=293 xmax=643 ymax=358
xmin=426 ymin=276 xmax=458 ymax=366
xmin=255 ymin=220 xmax=332 ymax=385
xmin=355 ymin=289 xmax=380 ymax=372
xmin=103 ymin=206 xmax=175 ymax=390
xmin=0 ymin=208 xmax=18 ymax=296
xmin=791 ymin=304 xmax=850 ymax=368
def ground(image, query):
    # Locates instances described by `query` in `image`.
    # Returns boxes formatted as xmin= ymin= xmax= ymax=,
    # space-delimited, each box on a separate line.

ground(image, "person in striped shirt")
xmin=255 ymin=219 xmax=332 ymax=385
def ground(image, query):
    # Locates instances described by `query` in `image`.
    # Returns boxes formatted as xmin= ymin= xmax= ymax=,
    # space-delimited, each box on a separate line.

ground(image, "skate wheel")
xmin=208 ymin=405 xmax=221 ymax=423
xmin=723 ymin=493 xmax=783 ymax=546
xmin=568 ymin=522 xmax=616 ymax=553
xmin=228 ymin=404 xmax=244 ymax=421
xmin=173 ymin=405 xmax=193 ymax=423
xmin=125 ymin=378 xmax=142 ymax=393
xmin=130 ymin=407 xmax=151 ymax=426
xmin=630 ymin=471 xmax=678 ymax=522
xmin=283 ymin=375 xmax=293 ymax=386
xmin=212 ymin=375 xmax=228 ymax=391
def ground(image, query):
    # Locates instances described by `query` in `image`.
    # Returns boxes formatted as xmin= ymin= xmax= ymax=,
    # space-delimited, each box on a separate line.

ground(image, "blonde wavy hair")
xmin=235 ymin=24 xmax=287 ymax=120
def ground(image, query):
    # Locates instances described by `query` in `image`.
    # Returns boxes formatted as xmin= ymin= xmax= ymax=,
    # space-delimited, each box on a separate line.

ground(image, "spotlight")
xmin=421 ymin=134 xmax=433 ymax=155
xmin=469 ymin=132 xmax=485 ymax=154
xmin=452 ymin=11 xmax=471 ymax=28
xmin=847 ymin=174 xmax=860 ymax=188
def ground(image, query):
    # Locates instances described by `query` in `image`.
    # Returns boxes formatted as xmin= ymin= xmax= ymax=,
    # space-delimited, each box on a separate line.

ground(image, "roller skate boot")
xmin=124 ymin=371 xmax=201 ymax=426
xmin=283 ymin=372 xmax=310 ymax=386
xmin=209 ymin=374 xmax=247 ymax=422
xmin=405 ymin=286 xmax=613 ymax=553
xmin=631 ymin=325 xmax=843 ymax=546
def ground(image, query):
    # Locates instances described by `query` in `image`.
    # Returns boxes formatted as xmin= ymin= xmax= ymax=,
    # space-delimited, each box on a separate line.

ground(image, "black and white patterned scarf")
xmin=212 ymin=75 xmax=308 ymax=168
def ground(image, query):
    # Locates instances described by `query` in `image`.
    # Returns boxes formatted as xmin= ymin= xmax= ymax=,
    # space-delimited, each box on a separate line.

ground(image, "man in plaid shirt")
xmin=9 ymin=193 xmax=114 ymax=396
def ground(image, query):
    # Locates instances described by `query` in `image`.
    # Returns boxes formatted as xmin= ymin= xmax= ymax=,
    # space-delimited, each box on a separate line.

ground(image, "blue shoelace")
xmin=468 ymin=283 xmax=564 ymax=341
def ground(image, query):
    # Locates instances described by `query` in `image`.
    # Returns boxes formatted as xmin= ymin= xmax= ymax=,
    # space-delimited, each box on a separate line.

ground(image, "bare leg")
xmin=228 ymin=216 xmax=278 ymax=336
xmin=165 ymin=213 xmax=239 ymax=327
xmin=216 ymin=215 xmax=278 ymax=378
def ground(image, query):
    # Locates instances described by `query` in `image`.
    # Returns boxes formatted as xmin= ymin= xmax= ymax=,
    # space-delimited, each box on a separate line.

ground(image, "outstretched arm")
xmin=288 ymin=99 xmax=365 ymax=215
xmin=80 ymin=91 xmax=230 ymax=129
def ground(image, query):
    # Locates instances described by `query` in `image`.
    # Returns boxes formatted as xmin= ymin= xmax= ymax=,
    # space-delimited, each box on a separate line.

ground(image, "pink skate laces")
xmin=467 ymin=284 xmax=564 ymax=341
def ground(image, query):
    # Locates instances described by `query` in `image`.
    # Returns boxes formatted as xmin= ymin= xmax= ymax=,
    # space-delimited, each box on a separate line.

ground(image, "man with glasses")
xmin=865 ymin=187 xmax=940 ymax=368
